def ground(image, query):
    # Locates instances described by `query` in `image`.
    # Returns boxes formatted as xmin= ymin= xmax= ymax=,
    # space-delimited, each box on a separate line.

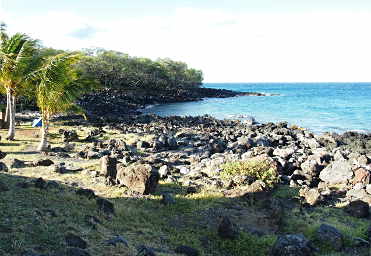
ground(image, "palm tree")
xmin=29 ymin=53 xmax=82 ymax=151
xmin=0 ymin=24 xmax=38 ymax=140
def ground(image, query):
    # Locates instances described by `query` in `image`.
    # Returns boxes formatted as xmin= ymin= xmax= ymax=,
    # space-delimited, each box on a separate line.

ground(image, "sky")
xmin=1 ymin=0 xmax=371 ymax=82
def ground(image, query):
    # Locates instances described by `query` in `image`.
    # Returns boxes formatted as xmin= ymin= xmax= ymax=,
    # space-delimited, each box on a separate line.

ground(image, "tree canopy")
xmin=77 ymin=48 xmax=203 ymax=91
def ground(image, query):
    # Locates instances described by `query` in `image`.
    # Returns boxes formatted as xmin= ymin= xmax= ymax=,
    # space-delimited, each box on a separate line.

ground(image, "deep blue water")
xmin=142 ymin=83 xmax=371 ymax=134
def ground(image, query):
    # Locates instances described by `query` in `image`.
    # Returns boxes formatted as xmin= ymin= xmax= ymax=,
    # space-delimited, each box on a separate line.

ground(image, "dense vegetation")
xmin=78 ymin=48 xmax=203 ymax=91
xmin=0 ymin=25 xmax=203 ymax=143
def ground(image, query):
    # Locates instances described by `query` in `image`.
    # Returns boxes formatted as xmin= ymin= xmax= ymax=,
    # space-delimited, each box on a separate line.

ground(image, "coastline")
xmin=77 ymin=87 xmax=271 ymax=121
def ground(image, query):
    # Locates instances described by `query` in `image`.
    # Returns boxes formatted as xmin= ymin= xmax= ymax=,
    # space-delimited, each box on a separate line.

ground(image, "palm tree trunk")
xmin=37 ymin=113 xmax=49 ymax=151
xmin=4 ymin=90 xmax=10 ymax=123
xmin=6 ymin=92 xmax=16 ymax=140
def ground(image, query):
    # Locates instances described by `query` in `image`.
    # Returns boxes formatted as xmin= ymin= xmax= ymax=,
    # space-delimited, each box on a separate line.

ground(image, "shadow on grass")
xmin=0 ymin=172 xmax=370 ymax=256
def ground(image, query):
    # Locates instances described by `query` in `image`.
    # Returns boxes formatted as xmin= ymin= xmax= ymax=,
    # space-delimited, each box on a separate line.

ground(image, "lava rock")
xmin=218 ymin=216 xmax=239 ymax=239
xmin=137 ymin=140 xmax=151 ymax=149
xmin=345 ymin=200 xmax=370 ymax=218
xmin=316 ymin=224 xmax=343 ymax=251
xmin=319 ymin=160 xmax=353 ymax=185
xmin=270 ymin=234 xmax=316 ymax=256
xmin=9 ymin=158 xmax=26 ymax=168
xmin=34 ymin=177 xmax=47 ymax=189
xmin=117 ymin=164 xmax=159 ymax=194
xmin=33 ymin=158 xmax=54 ymax=167
xmin=0 ymin=162 xmax=8 ymax=172
xmin=0 ymin=151 xmax=6 ymax=159
xmin=65 ymin=233 xmax=87 ymax=249
xmin=100 ymin=155 xmax=117 ymax=179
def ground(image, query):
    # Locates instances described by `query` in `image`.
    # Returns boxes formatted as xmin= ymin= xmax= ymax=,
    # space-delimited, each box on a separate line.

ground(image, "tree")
xmin=0 ymin=24 xmax=38 ymax=140
xmin=29 ymin=53 xmax=82 ymax=151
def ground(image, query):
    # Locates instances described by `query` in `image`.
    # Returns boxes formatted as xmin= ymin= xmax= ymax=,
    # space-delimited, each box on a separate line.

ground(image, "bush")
xmin=220 ymin=159 xmax=278 ymax=187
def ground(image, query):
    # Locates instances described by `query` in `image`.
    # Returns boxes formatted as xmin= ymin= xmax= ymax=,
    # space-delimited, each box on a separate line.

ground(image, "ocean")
xmin=142 ymin=83 xmax=371 ymax=134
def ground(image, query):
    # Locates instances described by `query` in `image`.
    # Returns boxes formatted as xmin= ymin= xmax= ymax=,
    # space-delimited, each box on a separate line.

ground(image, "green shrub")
xmin=220 ymin=159 xmax=278 ymax=187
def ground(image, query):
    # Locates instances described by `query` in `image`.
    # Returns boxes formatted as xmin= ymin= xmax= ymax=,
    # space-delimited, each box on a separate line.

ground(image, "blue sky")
xmin=1 ymin=0 xmax=371 ymax=82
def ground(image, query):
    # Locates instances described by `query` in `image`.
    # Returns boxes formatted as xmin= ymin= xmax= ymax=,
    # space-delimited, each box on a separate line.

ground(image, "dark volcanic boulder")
xmin=117 ymin=164 xmax=159 ymax=194
xmin=0 ymin=162 xmax=8 ymax=172
xmin=315 ymin=224 xmax=343 ymax=251
xmin=0 ymin=151 xmax=6 ymax=159
xmin=100 ymin=156 xmax=117 ymax=179
xmin=65 ymin=233 xmax=88 ymax=249
xmin=33 ymin=158 xmax=54 ymax=166
xmin=218 ymin=216 xmax=239 ymax=239
xmin=9 ymin=158 xmax=26 ymax=168
xmin=137 ymin=140 xmax=151 ymax=149
xmin=345 ymin=200 xmax=370 ymax=218
xmin=270 ymin=234 xmax=316 ymax=256
xmin=60 ymin=129 xmax=79 ymax=142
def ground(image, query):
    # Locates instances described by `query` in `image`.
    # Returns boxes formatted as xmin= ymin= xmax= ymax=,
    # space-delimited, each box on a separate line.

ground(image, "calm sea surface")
xmin=142 ymin=83 xmax=371 ymax=134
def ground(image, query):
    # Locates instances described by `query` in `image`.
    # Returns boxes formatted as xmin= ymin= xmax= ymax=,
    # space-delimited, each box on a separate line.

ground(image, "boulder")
xmin=270 ymin=234 xmax=316 ymax=256
xmin=345 ymin=200 xmax=369 ymax=218
xmin=218 ymin=216 xmax=239 ymax=239
xmin=316 ymin=224 xmax=343 ymax=251
xmin=61 ymin=129 xmax=78 ymax=142
xmin=34 ymin=177 xmax=47 ymax=189
xmin=0 ymin=151 xmax=7 ymax=159
xmin=273 ymin=147 xmax=295 ymax=159
xmin=352 ymin=168 xmax=370 ymax=185
xmin=117 ymin=164 xmax=159 ymax=194
xmin=0 ymin=162 xmax=8 ymax=172
xmin=300 ymin=159 xmax=322 ymax=177
xmin=158 ymin=165 xmax=168 ymax=178
xmin=319 ymin=160 xmax=353 ymax=185
xmin=9 ymin=158 xmax=26 ymax=168
xmin=33 ymin=158 xmax=54 ymax=167
xmin=300 ymin=188 xmax=322 ymax=206
xmin=137 ymin=141 xmax=151 ymax=149
xmin=346 ymin=188 xmax=368 ymax=200
xmin=54 ymin=163 xmax=67 ymax=174
xmin=100 ymin=156 xmax=117 ymax=179
xmin=65 ymin=233 xmax=87 ymax=249
xmin=366 ymin=184 xmax=371 ymax=195
xmin=210 ymin=140 xmax=226 ymax=154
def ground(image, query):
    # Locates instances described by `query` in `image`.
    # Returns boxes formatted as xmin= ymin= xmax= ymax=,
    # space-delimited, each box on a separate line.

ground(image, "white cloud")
xmin=2 ymin=7 xmax=371 ymax=82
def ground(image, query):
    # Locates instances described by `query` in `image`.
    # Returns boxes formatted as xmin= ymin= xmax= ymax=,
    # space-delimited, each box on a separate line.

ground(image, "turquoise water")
xmin=142 ymin=83 xmax=371 ymax=134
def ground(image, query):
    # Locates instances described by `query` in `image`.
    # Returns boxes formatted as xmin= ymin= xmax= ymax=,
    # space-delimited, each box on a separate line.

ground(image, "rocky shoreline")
xmin=84 ymin=114 xmax=371 ymax=205
xmin=77 ymin=87 xmax=269 ymax=121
